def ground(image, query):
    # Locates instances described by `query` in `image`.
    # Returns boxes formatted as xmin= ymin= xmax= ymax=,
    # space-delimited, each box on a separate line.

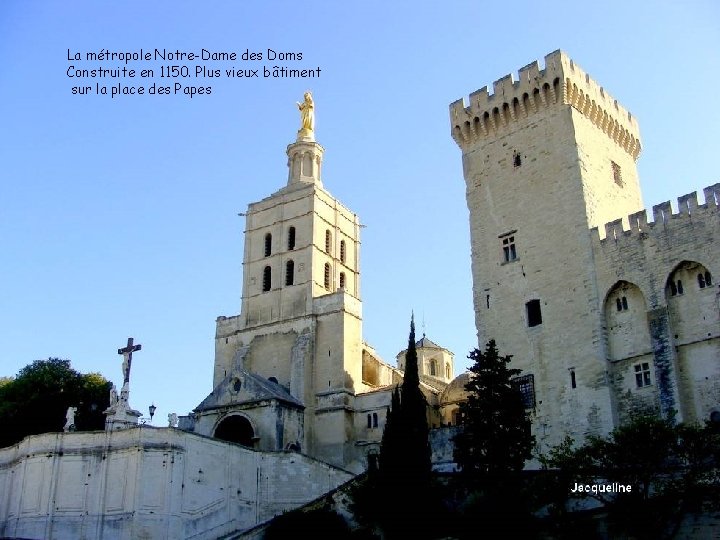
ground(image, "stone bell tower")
xmin=198 ymin=92 xmax=366 ymax=468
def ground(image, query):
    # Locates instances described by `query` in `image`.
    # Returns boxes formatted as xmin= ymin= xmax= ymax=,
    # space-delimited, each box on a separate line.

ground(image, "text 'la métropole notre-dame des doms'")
xmin=66 ymin=48 xmax=322 ymax=98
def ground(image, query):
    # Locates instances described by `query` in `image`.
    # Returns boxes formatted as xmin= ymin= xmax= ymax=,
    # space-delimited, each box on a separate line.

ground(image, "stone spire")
xmin=287 ymin=91 xmax=324 ymax=186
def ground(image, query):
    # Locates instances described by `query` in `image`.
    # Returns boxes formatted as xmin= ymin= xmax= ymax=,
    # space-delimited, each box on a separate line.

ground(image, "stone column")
xmin=286 ymin=139 xmax=324 ymax=187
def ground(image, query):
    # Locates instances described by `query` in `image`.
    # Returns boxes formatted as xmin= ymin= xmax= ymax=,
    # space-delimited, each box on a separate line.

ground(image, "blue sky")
xmin=1 ymin=1 xmax=718 ymax=421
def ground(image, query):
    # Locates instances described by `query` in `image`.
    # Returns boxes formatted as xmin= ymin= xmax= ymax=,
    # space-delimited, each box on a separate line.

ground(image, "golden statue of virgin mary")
xmin=297 ymin=91 xmax=315 ymax=135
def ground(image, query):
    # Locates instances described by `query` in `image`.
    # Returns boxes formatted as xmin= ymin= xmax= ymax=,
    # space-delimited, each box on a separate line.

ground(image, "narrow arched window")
xmin=430 ymin=360 xmax=437 ymax=376
xmin=262 ymin=266 xmax=271 ymax=292
xmin=339 ymin=272 xmax=346 ymax=289
xmin=367 ymin=414 xmax=372 ymax=428
xmin=324 ymin=263 xmax=331 ymax=290
xmin=325 ymin=230 xmax=332 ymax=253
xmin=264 ymin=233 xmax=272 ymax=257
xmin=677 ymin=280 xmax=684 ymax=295
xmin=340 ymin=240 xmax=346 ymax=263
xmin=285 ymin=260 xmax=294 ymax=286
xmin=372 ymin=412 xmax=378 ymax=428
xmin=446 ymin=364 xmax=451 ymax=379
xmin=706 ymin=271 xmax=713 ymax=286
xmin=698 ymin=273 xmax=706 ymax=288
xmin=288 ymin=227 xmax=296 ymax=250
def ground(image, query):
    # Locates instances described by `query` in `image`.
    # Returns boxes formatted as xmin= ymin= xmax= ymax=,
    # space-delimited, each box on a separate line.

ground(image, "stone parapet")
xmin=449 ymin=50 xmax=641 ymax=159
xmin=0 ymin=428 xmax=352 ymax=540
xmin=591 ymin=183 xmax=720 ymax=244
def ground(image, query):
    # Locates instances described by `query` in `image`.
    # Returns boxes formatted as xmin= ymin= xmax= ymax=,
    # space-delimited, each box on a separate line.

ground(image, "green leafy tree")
xmin=453 ymin=339 xmax=534 ymax=480
xmin=540 ymin=416 xmax=720 ymax=539
xmin=0 ymin=358 xmax=111 ymax=448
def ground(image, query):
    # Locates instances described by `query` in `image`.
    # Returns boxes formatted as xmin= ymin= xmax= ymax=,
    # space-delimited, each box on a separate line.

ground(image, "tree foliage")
xmin=379 ymin=314 xmax=431 ymax=487
xmin=453 ymin=339 xmax=534 ymax=480
xmin=540 ymin=415 xmax=720 ymax=539
xmin=352 ymin=316 xmax=438 ymax=538
xmin=0 ymin=358 xmax=111 ymax=448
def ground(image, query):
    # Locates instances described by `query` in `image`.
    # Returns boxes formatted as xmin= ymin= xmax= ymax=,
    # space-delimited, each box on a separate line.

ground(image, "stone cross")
xmin=118 ymin=337 xmax=142 ymax=385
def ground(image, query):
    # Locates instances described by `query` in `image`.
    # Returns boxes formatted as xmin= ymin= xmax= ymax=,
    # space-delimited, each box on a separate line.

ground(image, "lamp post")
xmin=149 ymin=403 xmax=157 ymax=424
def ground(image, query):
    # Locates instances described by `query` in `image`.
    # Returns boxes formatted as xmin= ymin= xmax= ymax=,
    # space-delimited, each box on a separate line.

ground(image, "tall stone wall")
xmin=591 ymin=185 xmax=720 ymax=424
xmin=0 ymin=428 xmax=352 ymax=540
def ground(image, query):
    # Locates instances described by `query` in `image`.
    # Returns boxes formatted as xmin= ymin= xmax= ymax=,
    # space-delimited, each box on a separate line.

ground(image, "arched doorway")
xmin=214 ymin=415 xmax=255 ymax=447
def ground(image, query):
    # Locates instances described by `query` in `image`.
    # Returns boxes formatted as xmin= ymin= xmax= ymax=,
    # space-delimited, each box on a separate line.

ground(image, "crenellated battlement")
xmin=591 ymin=183 xmax=720 ymax=244
xmin=450 ymin=50 xmax=642 ymax=159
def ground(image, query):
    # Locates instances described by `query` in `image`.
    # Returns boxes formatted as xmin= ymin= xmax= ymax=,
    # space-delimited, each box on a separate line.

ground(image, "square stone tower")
xmin=191 ymin=101 xmax=367 ymax=467
xmin=450 ymin=50 xmax=643 ymax=449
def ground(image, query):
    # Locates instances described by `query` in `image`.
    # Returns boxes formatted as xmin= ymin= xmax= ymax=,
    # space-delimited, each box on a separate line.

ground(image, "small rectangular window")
xmin=502 ymin=235 xmax=517 ymax=262
xmin=512 ymin=374 xmax=535 ymax=409
xmin=526 ymin=299 xmax=542 ymax=327
xmin=611 ymin=161 xmax=623 ymax=187
xmin=634 ymin=362 xmax=651 ymax=388
xmin=570 ymin=369 xmax=576 ymax=389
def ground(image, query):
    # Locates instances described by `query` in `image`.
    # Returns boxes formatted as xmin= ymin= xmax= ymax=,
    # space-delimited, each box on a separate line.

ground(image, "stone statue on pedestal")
xmin=64 ymin=407 xmax=77 ymax=432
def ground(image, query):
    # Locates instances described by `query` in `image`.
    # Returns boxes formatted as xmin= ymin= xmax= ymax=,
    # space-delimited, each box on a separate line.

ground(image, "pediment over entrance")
xmin=194 ymin=368 xmax=304 ymax=413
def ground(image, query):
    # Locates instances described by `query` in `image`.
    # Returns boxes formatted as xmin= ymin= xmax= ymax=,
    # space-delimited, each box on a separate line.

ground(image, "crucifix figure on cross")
xmin=118 ymin=337 xmax=142 ymax=385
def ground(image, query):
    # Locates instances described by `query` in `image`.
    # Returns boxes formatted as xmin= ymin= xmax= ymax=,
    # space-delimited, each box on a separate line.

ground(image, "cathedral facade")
xmin=179 ymin=100 xmax=460 ymax=472
xmin=450 ymin=50 xmax=720 ymax=452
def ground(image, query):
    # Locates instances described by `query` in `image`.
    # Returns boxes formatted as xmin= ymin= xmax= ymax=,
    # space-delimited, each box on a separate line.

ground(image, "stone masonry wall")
xmin=0 ymin=428 xmax=352 ymax=540
xmin=592 ymin=185 xmax=720 ymax=424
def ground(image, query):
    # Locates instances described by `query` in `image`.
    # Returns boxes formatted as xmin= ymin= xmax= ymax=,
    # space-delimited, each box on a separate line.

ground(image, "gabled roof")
xmin=193 ymin=368 xmax=303 ymax=412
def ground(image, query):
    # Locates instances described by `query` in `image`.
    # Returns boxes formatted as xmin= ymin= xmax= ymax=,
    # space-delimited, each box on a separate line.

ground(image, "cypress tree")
xmin=453 ymin=339 xmax=534 ymax=480
xmin=374 ymin=315 xmax=433 ymax=537
xmin=398 ymin=313 xmax=431 ymax=484
xmin=379 ymin=314 xmax=431 ymax=485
